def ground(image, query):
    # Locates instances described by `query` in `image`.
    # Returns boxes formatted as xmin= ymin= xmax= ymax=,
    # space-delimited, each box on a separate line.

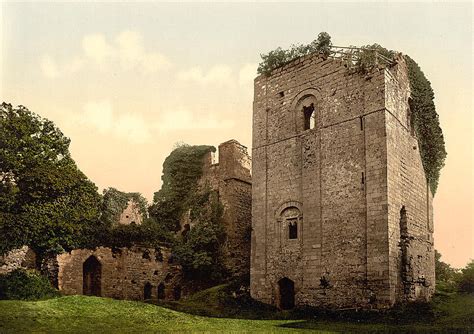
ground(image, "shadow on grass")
xmin=152 ymin=284 xmax=474 ymax=333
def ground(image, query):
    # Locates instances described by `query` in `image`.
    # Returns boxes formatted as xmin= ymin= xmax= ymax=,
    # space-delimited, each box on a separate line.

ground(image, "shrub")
xmin=0 ymin=269 xmax=59 ymax=300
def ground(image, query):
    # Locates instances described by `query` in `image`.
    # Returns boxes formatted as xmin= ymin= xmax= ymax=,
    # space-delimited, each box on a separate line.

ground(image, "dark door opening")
xmin=173 ymin=286 xmax=181 ymax=300
xmin=278 ymin=277 xmax=295 ymax=310
xmin=157 ymin=283 xmax=165 ymax=300
xmin=144 ymin=282 xmax=152 ymax=300
xmin=83 ymin=256 xmax=101 ymax=296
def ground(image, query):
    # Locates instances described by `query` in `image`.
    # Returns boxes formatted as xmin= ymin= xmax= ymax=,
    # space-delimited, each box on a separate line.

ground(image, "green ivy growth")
xmin=149 ymin=144 xmax=229 ymax=282
xmin=173 ymin=188 xmax=226 ymax=282
xmin=101 ymin=187 xmax=148 ymax=226
xmin=149 ymin=144 xmax=215 ymax=232
xmin=404 ymin=55 xmax=447 ymax=193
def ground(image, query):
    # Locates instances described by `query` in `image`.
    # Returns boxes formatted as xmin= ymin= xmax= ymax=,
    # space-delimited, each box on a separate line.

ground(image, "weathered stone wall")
xmin=385 ymin=59 xmax=435 ymax=302
xmin=197 ymin=140 xmax=252 ymax=277
xmin=251 ymin=53 xmax=434 ymax=309
xmin=0 ymin=246 xmax=37 ymax=275
xmin=119 ymin=199 xmax=143 ymax=225
xmin=55 ymin=246 xmax=183 ymax=301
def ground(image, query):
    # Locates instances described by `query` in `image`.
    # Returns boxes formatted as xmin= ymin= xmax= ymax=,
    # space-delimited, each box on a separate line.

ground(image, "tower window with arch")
xmin=279 ymin=206 xmax=302 ymax=240
xmin=292 ymin=91 xmax=319 ymax=132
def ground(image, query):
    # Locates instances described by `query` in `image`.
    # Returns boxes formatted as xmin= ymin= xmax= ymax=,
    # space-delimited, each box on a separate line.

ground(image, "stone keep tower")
xmin=250 ymin=51 xmax=435 ymax=310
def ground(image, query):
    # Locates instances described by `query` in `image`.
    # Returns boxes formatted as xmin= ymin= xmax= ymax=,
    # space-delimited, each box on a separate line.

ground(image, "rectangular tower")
xmin=250 ymin=52 xmax=434 ymax=309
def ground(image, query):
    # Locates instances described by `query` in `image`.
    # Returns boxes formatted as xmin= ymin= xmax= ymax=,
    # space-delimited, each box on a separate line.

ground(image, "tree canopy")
xmin=0 ymin=103 xmax=102 ymax=256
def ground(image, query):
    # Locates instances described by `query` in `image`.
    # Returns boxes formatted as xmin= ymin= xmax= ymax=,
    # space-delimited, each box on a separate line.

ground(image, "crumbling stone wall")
xmin=250 ymin=53 xmax=434 ymax=309
xmin=54 ymin=246 xmax=183 ymax=301
xmin=196 ymin=140 xmax=252 ymax=277
xmin=0 ymin=246 xmax=36 ymax=275
xmin=119 ymin=199 xmax=143 ymax=225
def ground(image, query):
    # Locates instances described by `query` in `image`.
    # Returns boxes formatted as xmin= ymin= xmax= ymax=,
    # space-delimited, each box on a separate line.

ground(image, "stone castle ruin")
xmin=1 ymin=47 xmax=437 ymax=311
xmin=250 ymin=51 xmax=435 ymax=309
xmin=0 ymin=140 xmax=252 ymax=302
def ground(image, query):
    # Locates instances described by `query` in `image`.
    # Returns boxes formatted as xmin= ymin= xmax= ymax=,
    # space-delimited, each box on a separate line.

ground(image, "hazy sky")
xmin=1 ymin=2 xmax=472 ymax=268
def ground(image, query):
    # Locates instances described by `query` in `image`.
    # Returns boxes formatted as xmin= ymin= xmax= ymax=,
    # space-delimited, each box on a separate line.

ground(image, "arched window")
xmin=279 ymin=206 xmax=301 ymax=240
xmin=303 ymin=103 xmax=315 ymax=130
xmin=288 ymin=219 xmax=298 ymax=239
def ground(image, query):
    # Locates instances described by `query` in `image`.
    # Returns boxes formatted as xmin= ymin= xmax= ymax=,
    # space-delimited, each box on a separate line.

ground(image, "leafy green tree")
xmin=457 ymin=260 xmax=474 ymax=293
xmin=435 ymin=250 xmax=459 ymax=292
xmin=0 ymin=103 xmax=102 ymax=256
xmin=173 ymin=190 xmax=226 ymax=282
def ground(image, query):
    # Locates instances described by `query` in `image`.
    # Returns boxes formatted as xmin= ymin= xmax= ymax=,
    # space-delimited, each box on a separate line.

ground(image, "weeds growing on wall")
xmin=257 ymin=32 xmax=332 ymax=76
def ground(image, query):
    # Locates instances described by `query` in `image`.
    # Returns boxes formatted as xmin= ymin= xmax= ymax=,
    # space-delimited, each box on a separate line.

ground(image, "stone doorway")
xmin=278 ymin=277 xmax=295 ymax=310
xmin=144 ymin=282 xmax=152 ymax=300
xmin=83 ymin=256 xmax=101 ymax=296
xmin=157 ymin=283 xmax=165 ymax=300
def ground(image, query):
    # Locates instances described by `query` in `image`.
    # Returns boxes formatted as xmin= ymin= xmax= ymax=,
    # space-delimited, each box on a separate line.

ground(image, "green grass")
xmin=0 ymin=291 xmax=472 ymax=333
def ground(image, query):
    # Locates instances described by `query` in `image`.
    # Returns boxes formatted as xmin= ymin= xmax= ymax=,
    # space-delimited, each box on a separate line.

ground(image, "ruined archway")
xmin=83 ymin=255 xmax=101 ymax=296
xmin=144 ymin=282 xmax=152 ymax=300
xmin=278 ymin=277 xmax=295 ymax=310
xmin=157 ymin=283 xmax=165 ymax=300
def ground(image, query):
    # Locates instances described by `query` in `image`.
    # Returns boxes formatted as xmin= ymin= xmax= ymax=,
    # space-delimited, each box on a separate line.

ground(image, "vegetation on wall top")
xmin=257 ymin=32 xmax=332 ymax=76
xmin=257 ymin=34 xmax=446 ymax=194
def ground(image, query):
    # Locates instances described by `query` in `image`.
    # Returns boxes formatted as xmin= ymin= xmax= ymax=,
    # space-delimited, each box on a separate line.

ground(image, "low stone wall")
xmin=55 ymin=246 xmax=183 ymax=301
xmin=0 ymin=246 xmax=36 ymax=275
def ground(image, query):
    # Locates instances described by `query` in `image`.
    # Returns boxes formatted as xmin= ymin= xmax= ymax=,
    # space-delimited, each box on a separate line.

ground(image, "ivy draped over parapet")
xmin=257 ymin=35 xmax=446 ymax=194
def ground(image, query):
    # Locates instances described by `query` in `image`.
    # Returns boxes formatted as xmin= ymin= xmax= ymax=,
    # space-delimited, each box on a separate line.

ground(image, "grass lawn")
xmin=0 ymin=291 xmax=472 ymax=333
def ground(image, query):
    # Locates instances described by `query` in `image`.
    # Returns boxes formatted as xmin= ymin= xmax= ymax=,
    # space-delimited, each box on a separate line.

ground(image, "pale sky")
xmin=1 ymin=2 xmax=472 ymax=268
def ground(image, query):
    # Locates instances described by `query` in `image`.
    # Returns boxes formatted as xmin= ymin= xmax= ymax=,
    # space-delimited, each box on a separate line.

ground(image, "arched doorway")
xmin=157 ymin=283 xmax=165 ymax=300
xmin=144 ymin=282 xmax=152 ymax=300
xmin=278 ymin=277 xmax=295 ymax=310
xmin=173 ymin=286 xmax=181 ymax=300
xmin=83 ymin=256 xmax=101 ymax=296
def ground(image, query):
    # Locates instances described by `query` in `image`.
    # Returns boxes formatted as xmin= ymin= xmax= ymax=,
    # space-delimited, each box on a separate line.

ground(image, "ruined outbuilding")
xmin=250 ymin=51 xmax=435 ymax=309
xmin=45 ymin=246 xmax=183 ymax=301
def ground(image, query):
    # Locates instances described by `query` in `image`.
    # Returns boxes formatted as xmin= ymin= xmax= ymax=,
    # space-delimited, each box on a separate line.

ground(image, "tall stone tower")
xmin=250 ymin=51 xmax=435 ymax=309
